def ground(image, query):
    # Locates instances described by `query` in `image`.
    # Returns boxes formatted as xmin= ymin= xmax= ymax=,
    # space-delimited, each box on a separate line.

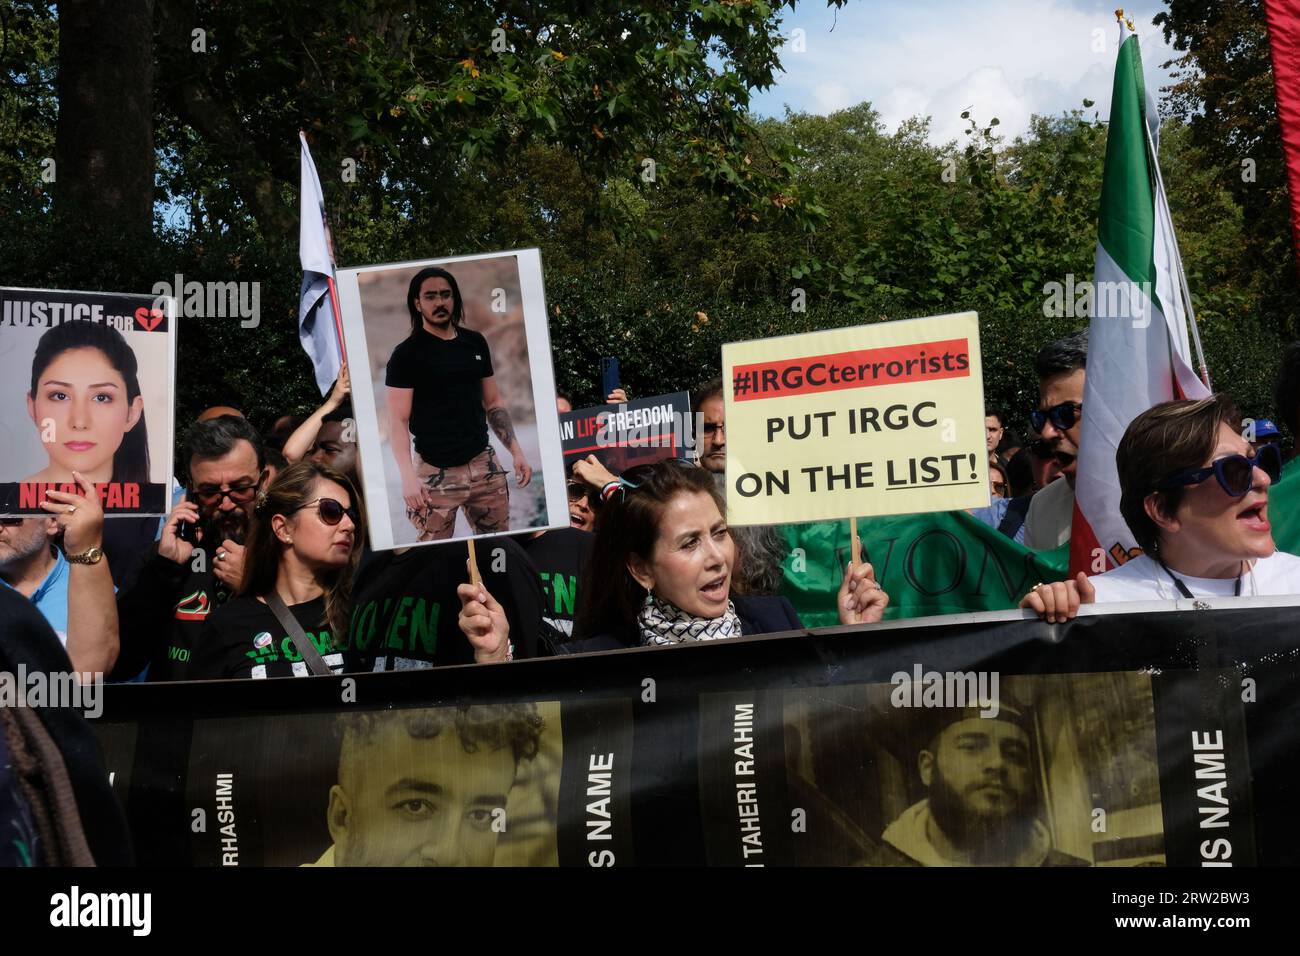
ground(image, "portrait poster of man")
xmin=184 ymin=701 xmax=562 ymax=867
xmin=336 ymin=250 xmax=568 ymax=550
xmin=777 ymin=673 xmax=1165 ymax=867
xmin=0 ymin=287 xmax=177 ymax=517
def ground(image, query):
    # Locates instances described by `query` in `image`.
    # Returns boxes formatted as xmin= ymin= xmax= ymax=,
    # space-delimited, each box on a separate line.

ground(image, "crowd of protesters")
xmin=6 ymin=325 xmax=1300 ymax=686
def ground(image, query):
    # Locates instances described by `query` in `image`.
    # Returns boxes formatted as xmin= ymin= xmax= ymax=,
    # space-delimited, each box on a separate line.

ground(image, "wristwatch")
xmin=66 ymin=546 xmax=105 ymax=565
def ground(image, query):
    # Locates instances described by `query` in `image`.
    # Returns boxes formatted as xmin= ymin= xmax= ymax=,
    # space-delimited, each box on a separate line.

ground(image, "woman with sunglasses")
xmin=572 ymin=458 xmax=888 ymax=650
xmin=189 ymin=461 xmax=364 ymax=679
xmin=1021 ymin=396 xmax=1300 ymax=621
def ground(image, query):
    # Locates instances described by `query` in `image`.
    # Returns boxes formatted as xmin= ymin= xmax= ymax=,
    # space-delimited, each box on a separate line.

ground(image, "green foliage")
xmin=0 ymin=0 xmax=1294 ymax=464
xmin=0 ymin=1 xmax=56 ymax=220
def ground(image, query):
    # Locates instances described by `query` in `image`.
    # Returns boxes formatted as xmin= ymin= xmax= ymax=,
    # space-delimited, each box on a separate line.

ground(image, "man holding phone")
xmin=114 ymin=415 xmax=268 ymax=680
xmin=387 ymin=266 xmax=532 ymax=541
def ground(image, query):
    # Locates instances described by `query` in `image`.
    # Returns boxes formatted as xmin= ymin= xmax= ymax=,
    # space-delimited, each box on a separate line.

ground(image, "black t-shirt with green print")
xmin=189 ymin=596 xmax=344 ymax=680
xmin=345 ymin=538 xmax=547 ymax=671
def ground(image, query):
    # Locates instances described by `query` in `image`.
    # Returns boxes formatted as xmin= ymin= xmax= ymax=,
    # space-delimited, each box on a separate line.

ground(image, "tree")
xmin=54 ymin=0 xmax=156 ymax=239
xmin=1155 ymin=0 xmax=1300 ymax=338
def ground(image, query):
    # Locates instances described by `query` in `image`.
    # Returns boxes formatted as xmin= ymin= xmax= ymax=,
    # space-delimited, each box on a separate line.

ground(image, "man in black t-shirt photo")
xmin=386 ymin=266 xmax=533 ymax=541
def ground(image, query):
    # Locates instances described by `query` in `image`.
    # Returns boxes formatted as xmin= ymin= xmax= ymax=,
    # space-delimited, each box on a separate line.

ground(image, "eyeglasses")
xmin=566 ymin=481 xmax=588 ymax=501
xmin=0 ymin=517 xmax=25 ymax=527
xmin=193 ymin=472 xmax=266 ymax=507
xmin=1029 ymin=401 xmax=1082 ymax=433
xmin=1155 ymin=443 xmax=1283 ymax=498
xmin=991 ymin=482 xmax=1008 ymax=497
xmin=294 ymin=497 xmax=360 ymax=526
xmin=702 ymin=422 xmax=725 ymax=436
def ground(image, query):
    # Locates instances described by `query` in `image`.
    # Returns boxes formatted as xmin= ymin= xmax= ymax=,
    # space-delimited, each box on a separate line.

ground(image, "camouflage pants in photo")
xmin=406 ymin=446 xmax=509 ymax=541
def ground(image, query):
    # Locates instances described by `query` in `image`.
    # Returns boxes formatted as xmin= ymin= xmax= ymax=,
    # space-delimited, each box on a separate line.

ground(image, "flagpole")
xmin=325 ymin=275 xmax=346 ymax=365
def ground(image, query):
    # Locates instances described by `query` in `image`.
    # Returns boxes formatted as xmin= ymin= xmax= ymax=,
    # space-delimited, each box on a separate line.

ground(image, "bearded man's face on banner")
xmin=922 ymin=718 xmax=1036 ymax=855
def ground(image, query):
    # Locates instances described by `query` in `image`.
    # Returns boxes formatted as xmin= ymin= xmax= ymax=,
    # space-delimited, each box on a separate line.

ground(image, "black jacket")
xmin=0 ymin=587 xmax=133 ymax=865
xmin=567 ymin=594 xmax=803 ymax=654
xmin=113 ymin=551 xmax=233 ymax=681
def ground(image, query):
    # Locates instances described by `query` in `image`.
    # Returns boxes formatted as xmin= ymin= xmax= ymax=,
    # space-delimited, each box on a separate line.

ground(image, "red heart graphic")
xmin=134 ymin=307 xmax=164 ymax=331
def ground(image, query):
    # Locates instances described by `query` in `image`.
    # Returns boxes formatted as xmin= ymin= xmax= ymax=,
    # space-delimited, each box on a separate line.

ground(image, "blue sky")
xmin=750 ymin=0 xmax=1179 ymax=145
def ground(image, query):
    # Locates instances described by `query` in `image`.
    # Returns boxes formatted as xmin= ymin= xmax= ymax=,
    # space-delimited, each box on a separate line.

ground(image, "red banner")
xmin=1265 ymin=0 xmax=1300 ymax=273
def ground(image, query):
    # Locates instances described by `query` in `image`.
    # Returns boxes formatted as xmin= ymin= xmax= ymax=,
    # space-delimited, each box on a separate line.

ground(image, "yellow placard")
xmin=722 ymin=312 xmax=989 ymax=525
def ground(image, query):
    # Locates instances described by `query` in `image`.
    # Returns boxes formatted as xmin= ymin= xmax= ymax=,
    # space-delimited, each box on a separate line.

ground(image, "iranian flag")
xmin=1069 ymin=21 xmax=1211 ymax=576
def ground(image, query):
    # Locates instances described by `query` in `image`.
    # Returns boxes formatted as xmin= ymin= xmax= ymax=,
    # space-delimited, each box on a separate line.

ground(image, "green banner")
xmin=781 ymin=510 xmax=1070 ymax=625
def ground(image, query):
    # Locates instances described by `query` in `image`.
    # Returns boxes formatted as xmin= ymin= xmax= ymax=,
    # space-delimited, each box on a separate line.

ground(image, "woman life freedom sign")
xmin=721 ymin=312 xmax=989 ymax=526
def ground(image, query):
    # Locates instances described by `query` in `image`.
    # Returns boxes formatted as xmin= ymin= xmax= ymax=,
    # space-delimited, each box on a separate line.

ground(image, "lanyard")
xmin=1159 ymin=560 xmax=1241 ymax=599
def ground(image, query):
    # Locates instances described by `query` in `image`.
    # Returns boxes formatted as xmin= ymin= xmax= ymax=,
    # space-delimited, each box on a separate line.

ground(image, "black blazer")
xmin=565 ymin=594 xmax=804 ymax=654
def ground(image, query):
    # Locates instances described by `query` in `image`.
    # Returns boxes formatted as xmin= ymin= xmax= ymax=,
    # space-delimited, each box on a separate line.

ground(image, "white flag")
xmin=299 ymin=131 xmax=342 ymax=396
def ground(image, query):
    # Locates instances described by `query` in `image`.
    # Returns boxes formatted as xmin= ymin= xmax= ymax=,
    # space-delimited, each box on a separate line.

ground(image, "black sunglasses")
xmin=0 ymin=517 xmax=25 ymax=526
xmin=1029 ymin=401 xmax=1082 ymax=433
xmin=193 ymin=471 xmax=267 ymax=506
xmin=1155 ymin=443 xmax=1283 ymax=498
xmin=566 ymin=480 xmax=588 ymax=501
xmin=295 ymin=497 xmax=360 ymax=526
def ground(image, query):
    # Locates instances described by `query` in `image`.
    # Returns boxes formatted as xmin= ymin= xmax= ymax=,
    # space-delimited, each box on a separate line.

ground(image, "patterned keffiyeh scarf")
xmin=637 ymin=594 xmax=743 ymax=646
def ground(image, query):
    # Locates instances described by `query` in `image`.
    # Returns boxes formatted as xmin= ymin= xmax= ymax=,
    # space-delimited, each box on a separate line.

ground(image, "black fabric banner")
xmin=90 ymin=603 xmax=1299 ymax=866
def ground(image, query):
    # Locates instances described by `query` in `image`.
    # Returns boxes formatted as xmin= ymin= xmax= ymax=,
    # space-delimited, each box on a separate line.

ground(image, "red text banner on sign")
xmin=730 ymin=338 xmax=971 ymax=401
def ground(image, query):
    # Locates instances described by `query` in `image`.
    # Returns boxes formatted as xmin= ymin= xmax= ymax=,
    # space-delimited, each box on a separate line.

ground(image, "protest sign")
xmin=336 ymin=249 xmax=568 ymax=550
xmin=721 ymin=312 xmax=988 ymax=525
xmin=0 ymin=287 xmax=176 ymax=517
xmin=93 ymin=600 xmax=1298 ymax=866
xmin=559 ymin=391 xmax=692 ymax=473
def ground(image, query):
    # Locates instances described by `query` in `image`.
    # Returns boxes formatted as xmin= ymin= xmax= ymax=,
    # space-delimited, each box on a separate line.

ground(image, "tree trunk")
xmin=54 ymin=0 xmax=156 ymax=243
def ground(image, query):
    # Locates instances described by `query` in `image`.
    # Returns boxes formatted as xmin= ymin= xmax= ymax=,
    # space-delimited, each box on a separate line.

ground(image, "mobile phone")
xmin=600 ymin=356 xmax=621 ymax=401
xmin=177 ymin=519 xmax=195 ymax=543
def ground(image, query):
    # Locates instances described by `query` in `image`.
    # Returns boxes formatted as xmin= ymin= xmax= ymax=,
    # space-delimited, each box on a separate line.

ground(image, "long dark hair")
xmin=405 ymin=266 xmax=464 ymax=332
xmin=29 ymin=320 xmax=150 ymax=483
xmin=574 ymin=459 xmax=740 ymax=640
xmin=240 ymin=461 xmax=366 ymax=644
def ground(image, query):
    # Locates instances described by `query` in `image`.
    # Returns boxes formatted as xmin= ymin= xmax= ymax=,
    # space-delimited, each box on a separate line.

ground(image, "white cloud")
xmin=756 ymin=0 xmax=1178 ymax=144
xmin=812 ymin=81 xmax=856 ymax=113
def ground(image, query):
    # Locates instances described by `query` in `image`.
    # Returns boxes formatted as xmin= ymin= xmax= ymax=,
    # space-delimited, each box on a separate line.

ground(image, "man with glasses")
xmin=1023 ymin=332 xmax=1088 ymax=550
xmin=693 ymin=378 xmax=728 ymax=475
xmin=115 ymin=415 xmax=268 ymax=680
xmin=1021 ymin=395 xmax=1300 ymax=619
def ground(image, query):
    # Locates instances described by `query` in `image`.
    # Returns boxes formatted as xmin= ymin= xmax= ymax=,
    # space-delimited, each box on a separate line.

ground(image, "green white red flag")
xmin=1069 ymin=22 xmax=1210 ymax=576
